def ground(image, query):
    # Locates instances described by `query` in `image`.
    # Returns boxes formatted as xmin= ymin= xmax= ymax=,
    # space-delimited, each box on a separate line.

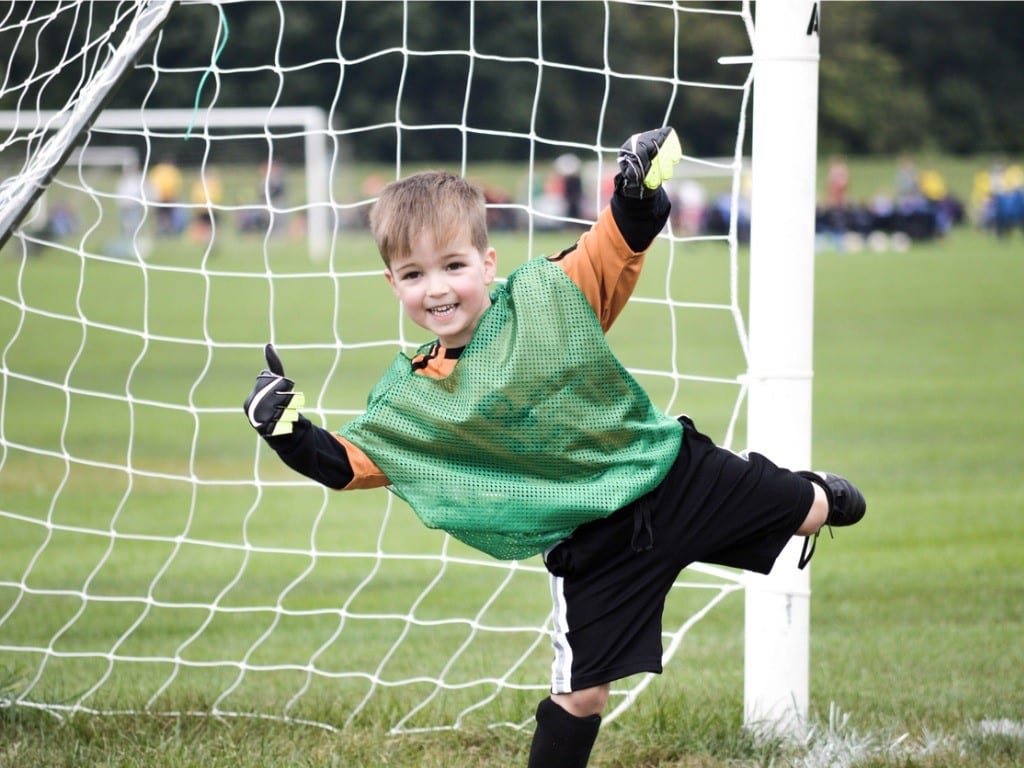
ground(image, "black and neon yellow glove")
xmin=616 ymin=126 xmax=683 ymax=199
xmin=243 ymin=343 xmax=305 ymax=438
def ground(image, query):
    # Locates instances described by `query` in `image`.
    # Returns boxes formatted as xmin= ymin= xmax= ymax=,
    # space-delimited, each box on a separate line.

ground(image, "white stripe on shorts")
xmin=548 ymin=573 xmax=573 ymax=693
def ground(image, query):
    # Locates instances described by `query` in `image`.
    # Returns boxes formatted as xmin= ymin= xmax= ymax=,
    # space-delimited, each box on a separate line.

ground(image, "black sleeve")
xmin=264 ymin=414 xmax=354 ymax=490
xmin=610 ymin=177 xmax=672 ymax=252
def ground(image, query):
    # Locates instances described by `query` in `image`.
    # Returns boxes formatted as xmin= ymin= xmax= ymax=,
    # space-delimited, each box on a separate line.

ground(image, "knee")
xmin=551 ymin=684 xmax=610 ymax=718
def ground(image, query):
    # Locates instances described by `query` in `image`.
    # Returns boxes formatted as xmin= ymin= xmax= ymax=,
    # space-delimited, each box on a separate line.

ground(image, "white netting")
xmin=0 ymin=0 xmax=756 ymax=732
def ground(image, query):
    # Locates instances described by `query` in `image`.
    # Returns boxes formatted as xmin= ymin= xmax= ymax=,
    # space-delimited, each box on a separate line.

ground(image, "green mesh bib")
xmin=340 ymin=257 xmax=682 ymax=560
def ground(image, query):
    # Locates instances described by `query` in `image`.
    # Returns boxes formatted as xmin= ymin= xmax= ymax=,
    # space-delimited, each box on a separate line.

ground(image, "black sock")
xmin=526 ymin=697 xmax=602 ymax=768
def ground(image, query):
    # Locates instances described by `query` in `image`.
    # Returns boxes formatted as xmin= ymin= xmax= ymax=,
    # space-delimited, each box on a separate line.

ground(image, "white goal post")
xmin=0 ymin=0 xmax=821 ymax=737
xmin=743 ymin=0 xmax=821 ymax=732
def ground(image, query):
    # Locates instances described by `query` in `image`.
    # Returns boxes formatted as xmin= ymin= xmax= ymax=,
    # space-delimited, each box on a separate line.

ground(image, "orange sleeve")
xmin=551 ymin=205 xmax=645 ymax=332
xmin=334 ymin=434 xmax=391 ymax=490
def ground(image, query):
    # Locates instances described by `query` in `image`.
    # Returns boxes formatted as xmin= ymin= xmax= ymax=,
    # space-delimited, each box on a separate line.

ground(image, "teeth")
xmin=430 ymin=304 xmax=455 ymax=314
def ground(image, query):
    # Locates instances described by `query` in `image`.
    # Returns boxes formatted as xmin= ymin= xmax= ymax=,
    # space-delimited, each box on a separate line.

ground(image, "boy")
xmin=243 ymin=127 xmax=866 ymax=767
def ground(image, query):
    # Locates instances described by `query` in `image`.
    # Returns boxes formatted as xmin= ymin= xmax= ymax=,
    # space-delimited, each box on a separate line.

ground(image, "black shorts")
xmin=542 ymin=415 xmax=814 ymax=693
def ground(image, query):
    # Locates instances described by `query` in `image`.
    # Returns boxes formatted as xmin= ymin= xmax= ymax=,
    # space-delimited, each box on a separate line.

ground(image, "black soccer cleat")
xmin=795 ymin=471 xmax=866 ymax=568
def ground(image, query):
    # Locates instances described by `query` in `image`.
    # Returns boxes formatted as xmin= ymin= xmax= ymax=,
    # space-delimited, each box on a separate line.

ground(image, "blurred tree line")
xmin=2 ymin=1 xmax=1021 ymax=161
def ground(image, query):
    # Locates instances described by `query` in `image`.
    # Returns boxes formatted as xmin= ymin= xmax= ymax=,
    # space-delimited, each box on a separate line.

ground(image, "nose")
xmin=425 ymin=270 xmax=449 ymax=297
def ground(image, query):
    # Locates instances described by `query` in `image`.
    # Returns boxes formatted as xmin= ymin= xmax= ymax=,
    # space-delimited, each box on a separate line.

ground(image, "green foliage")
xmin=5 ymin=2 xmax=1021 ymax=162
xmin=818 ymin=19 xmax=932 ymax=155
xmin=868 ymin=3 xmax=1024 ymax=154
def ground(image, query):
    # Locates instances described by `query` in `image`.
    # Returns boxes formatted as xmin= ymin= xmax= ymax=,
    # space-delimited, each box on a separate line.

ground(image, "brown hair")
xmin=368 ymin=171 xmax=489 ymax=266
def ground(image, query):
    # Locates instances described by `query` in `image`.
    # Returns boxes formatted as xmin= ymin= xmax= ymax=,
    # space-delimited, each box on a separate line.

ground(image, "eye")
xmin=400 ymin=269 xmax=421 ymax=281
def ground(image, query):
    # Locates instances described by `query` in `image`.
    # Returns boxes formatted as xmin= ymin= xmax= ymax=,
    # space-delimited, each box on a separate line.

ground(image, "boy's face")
xmin=384 ymin=226 xmax=497 ymax=349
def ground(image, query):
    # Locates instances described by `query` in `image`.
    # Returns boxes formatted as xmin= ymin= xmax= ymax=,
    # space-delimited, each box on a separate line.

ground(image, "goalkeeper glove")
xmin=616 ymin=126 xmax=683 ymax=199
xmin=243 ymin=343 xmax=305 ymax=438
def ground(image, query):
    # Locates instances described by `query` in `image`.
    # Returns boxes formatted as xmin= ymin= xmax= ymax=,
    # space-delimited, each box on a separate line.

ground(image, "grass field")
xmin=2 ymin=186 xmax=1024 ymax=766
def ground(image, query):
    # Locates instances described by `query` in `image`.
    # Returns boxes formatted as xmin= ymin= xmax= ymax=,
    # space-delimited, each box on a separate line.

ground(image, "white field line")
xmin=785 ymin=704 xmax=1024 ymax=768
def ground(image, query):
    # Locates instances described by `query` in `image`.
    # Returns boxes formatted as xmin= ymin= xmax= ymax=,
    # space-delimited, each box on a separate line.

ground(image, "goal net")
xmin=0 ymin=0 xmax=817 ymax=734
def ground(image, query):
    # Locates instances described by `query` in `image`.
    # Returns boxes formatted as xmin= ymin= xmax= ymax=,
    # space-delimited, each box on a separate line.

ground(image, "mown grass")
xmin=2 ymin=177 xmax=1024 ymax=765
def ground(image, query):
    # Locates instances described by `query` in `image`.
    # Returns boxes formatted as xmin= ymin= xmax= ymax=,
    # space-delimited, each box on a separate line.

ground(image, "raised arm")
xmin=548 ymin=127 xmax=681 ymax=331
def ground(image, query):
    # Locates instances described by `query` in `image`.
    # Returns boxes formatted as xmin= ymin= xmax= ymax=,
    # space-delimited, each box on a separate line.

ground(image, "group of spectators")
xmin=17 ymin=158 xmax=292 ymax=259
xmin=816 ymin=154 xmax=1024 ymax=250
xmin=530 ymin=156 xmax=750 ymax=240
xmin=532 ymin=152 xmax=1001 ymax=251
xmin=814 ymin=155 xmax=966 ymax=251
xmin=22 ymin=152 xmax=1024 ymax=257
xmin=123 ymin=158 xmax=288 ymax=242
xmin=972 ymin=161 xmax=1024 ymax=238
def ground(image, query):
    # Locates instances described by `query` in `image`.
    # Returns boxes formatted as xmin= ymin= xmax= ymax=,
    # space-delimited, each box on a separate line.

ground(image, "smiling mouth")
xmin=428 ymin=304 xmax=457 ymax=317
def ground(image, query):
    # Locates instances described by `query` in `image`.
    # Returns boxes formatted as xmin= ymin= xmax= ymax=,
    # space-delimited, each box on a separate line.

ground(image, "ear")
xmin=482 ymin=247 xmax=498 ymax=284
xmin=383 ymin=269 xmax=400 ymax=298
